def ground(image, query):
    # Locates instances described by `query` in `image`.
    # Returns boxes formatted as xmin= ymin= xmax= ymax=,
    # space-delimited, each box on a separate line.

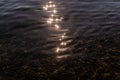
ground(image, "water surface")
xmin=0 ymin=0 xmax=120 ymax=80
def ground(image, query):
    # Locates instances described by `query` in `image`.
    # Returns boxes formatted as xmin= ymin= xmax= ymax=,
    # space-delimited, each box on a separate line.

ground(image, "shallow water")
xmin=0 ymin=0 xmax=120 ymax=80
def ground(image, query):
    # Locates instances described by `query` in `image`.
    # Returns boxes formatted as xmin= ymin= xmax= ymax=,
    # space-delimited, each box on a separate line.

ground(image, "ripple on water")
xmin=0 ymin=0 xmax=120 ymax=79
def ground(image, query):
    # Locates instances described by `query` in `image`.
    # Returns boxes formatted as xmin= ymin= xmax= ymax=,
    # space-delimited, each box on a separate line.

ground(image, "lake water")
xmin=0 ymin=0 xmax=120 ymax=80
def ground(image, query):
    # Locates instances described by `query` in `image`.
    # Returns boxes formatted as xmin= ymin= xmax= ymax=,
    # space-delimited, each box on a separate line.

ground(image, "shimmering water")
xmin=0 ymin=0 xmax=120 ymax=80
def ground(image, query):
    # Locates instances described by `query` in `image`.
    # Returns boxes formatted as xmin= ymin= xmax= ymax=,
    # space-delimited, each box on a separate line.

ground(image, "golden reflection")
xmin=43 ymin=6 xmax=48 ymax=11
xmin=43 ymin=1 xmax=56 ymax=11
xmin=49 ymin=5 xmax=52 ymax=8
xmin=61 ymin=33 xmax=66 ymax=39
xmin=60 ymin=42 xmax=67 ymax=46
xmin=52 ymin=4 xmax=56 ymax=7
xmin=55 ymin=47 xmax=68 ymax=53
xmin=56 ymin=47 xmax=60 ymax=53
xmin=46 ymin=5 xmax=49 ymax=8
xmin=53 ymin=9 xmax=57 ymax=13
xmin=56 ymin=55 xmax=70 ymax=59
xmin=55 ymin=18 xmax=59 ymax=22
xmin=49 ymin=18 xmax=54 ymax=21
xmin=61 ymin=35 xmax=65 ymax=39
xmin=47 ymin=20 xmax=53 ymax=24
xmin=51 ymin=14 xmax=54 ymax=17
xmin=59 ymin=38 xmax=62 ymax=41
xmin=43 ymin=0 xmax=70 ymax=60
xmin=54 ymin=24 xmax=60 ymax=29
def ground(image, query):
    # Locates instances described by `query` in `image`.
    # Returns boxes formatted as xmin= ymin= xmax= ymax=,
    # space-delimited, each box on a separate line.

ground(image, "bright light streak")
xmin=43 ymin=1 xmax=70 ymax=59
xmin=60 ymin=42 xmax=67 ymax=46
xmin=61 ymin=35 xmax=65 ymax=39
xmin=49 ymin=5 xmax=52 ymax=8
xmin=55 ymin=47 xmax=68 ymax=53
xmin=51 ymin=14 xmax=54 ymax=17
xmin=61 ymin=33 xmax=66 ymax=39
xmin=53 ymin=9 xmax=57 ymax=13
xmin=55 ymin=18 xmax=59 ymax=22
xmin=56 ymin=55 xmax=70 ymax=59
xmin=55 ymin=24 xmax=60 ymax=29
xmin=43 ymin=6 xmax=48 ymax=10
xmin=49 ymin=18 xmax=54 ymax=21
xmin=47 ymin=20 xmax=52 ymax=24
xmin=56 ymin=47 xmax=60 ymax=53
xmin=47 ymin=17 xmax=54 ymax=24
xmin=52 ymin=4 xmax=56 ymax=7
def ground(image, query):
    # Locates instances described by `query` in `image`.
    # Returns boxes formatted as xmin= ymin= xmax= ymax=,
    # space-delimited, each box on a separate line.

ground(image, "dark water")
xmin=0 ymin=0 xmax=120 ymax=80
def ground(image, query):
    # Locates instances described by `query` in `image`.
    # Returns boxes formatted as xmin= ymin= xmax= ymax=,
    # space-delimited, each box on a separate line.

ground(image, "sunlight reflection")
xmin=60 ymin=42 xmax=67 ymax=46
xmin=52 ymin=4 xmax=56 ymax=7
xmin=51 ymin=14 xmax=55 ymax=17
xmin=53 ymin=9 xmax=57 ymax=13
xmin=49 ymin=5 xmax=52 ymax=8
xmin=43 ymin=6 xmax=48 ymax=10
xmin=55 ymin=18 xmax=59 ymax=22
xmin=47 ymin=20 xmax=53 ymax=24
xmin=56 ymin=47 xmax=60 ymax=53
xmin=54 ymin=24 xmax=60 ymax=29
xmin=61 ymin=33 xmax=66 ymax=39
xmin=43 ymin=0 xmax=70 ymax=60
xmin=61 ymin=35 xmax=65 ymax=39
xmin=56 ymin=55 xmax=70 ymax=59
xmin=49 ymin=18 xmax=54 ymax=21
xmin=43 ymin=1 xmax=56 ymax=11
xmin=55 ymin=47 xmax=68 ymax=53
